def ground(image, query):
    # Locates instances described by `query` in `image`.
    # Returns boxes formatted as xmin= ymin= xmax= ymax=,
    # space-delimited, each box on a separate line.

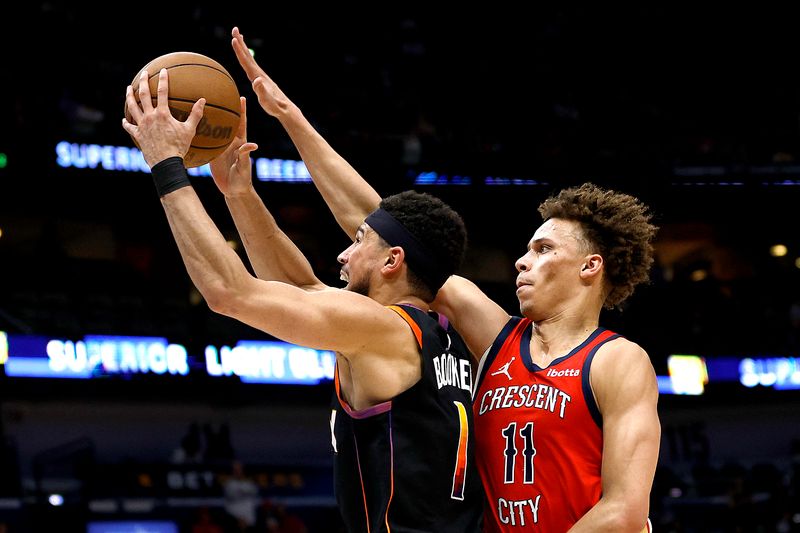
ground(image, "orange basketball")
xmin=124 ymin=52 xmax=240 ymax=168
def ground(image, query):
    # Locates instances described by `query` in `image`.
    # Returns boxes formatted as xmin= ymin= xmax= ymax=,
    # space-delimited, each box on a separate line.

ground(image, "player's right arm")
xmin=160 ymin=186 xmax=415 ymax=361
xmin=160 ymin=182 xmax=422 ymax=403
xmin=125 ymin=67 xmax=419 ymax=402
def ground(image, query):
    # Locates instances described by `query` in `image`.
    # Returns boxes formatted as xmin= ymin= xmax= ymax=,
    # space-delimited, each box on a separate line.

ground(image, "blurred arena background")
xmin=1 ymin=4 xmax=799 ymax=532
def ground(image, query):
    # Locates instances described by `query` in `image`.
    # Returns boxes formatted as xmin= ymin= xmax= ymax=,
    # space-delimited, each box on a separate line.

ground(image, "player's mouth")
xmin=516 ymin=278 xmax=531 ymax=294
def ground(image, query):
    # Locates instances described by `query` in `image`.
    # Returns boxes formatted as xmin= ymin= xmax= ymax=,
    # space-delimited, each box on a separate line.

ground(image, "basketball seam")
xmin=128 ymin=57 xmax=238 ymax=166
xmin=190 ymin=143 xmax=235 ymax=151
xmin=147 ymin=96 xmax=241 ymax=117
xmin=146 ymin=63 xmax=235 ymax=84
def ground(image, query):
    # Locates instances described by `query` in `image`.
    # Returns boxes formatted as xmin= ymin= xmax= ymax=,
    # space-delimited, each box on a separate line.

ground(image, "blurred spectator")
xmin=223 ymin=460 xmax=259 ymax=532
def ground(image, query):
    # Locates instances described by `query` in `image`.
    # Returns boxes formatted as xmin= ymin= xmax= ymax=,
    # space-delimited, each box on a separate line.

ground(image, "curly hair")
xmin=379 ymin=191 xmax=467 ymax=300
xmin=538 ymin=183 xmax=657 ymax=308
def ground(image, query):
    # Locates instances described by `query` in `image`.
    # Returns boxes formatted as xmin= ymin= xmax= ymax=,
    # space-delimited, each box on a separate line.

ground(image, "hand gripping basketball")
xmin=123 ymin=52 xmax=240 ymax=167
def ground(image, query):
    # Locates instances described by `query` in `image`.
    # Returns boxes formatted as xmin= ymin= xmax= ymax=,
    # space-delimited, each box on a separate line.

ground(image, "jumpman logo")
xmin=491 ymin=357 xmax=515 ymax=381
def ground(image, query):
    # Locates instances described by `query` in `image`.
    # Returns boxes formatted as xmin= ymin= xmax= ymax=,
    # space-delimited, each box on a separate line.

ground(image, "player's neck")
xmin=529 ymin=311 xmax=600 ymax=366
xmin=369 ymin=283 xmax=429 ymax=310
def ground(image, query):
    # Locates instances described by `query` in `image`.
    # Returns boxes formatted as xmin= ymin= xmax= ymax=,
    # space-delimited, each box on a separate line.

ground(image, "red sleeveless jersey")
xmin=473 ymin=317 xmax=620 ymax=532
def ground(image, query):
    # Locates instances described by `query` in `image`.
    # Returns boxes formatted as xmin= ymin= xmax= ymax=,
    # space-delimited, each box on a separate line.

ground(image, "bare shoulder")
xmin=311 ymin=288 xmax=423 ymax=355
xmin=238 ymin=280 xmax=417 ymax=355
xmin=590 ymin=337 xmax=657 ymax=409
xmin=308 ymin=286 xmax=409 ymax=326
xmin=334 ymin=298 xmax=428 ymax=405
xmin=593 ymin=336 xmax=652 ymax=368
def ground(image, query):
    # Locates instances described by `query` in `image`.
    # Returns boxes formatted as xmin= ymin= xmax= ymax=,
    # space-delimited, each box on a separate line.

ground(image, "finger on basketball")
xmin=186 ymin=98 xmax=206 ymax=130
xmin=125 ymin=86 xmax=143 ymax=123
xmin=239 ymin=142 xmax=257 ymax=158
xmin=157 ymin=68 xmax=169 ymax=109
xmin=121 ymin=118 xmax=136 ymax=137
xmin=237 ymin=97 xmax=247 ymax=139
xmin=138 ymin=70 xmax=153 ymax=111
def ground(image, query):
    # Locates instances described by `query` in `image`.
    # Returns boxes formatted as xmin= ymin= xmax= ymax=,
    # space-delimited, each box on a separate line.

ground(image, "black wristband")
xmin=151 ymin=156 xmax=191 ymax=197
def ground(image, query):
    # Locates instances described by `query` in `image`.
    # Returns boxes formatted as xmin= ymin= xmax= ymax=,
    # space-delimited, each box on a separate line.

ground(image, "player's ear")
xmin=579 ymin=253 xmax=603 ymax=279
xmin=382 ymin=247 xmax=405 ymax=275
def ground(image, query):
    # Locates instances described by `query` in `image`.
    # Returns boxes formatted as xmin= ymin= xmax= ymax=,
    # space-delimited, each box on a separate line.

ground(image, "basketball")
xmin=124 ymin=52 xmax=240 ymax=168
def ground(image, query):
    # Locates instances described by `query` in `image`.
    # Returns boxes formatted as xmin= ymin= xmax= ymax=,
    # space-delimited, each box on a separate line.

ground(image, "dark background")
xmin=1 ymin=4 xmax=799 ymax=532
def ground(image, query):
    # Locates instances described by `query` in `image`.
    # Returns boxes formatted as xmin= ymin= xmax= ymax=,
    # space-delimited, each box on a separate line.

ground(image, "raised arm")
xmin=231 ymin=27 xmax=511 ymax=358
xmin=159 ymin=186 xmax=403 ymax=354
xmin=568 ymin=340 xmax=660 ymax=533
xmin=209 ymin=96 xmax=324 ymax=290
xmin=122 ymin=68 xmax=412 ymax=357
xmin=230 ymin=26 xmax=380 ymax=238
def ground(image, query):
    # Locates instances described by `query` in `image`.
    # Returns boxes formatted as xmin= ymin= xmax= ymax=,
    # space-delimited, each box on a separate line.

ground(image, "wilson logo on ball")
xmin=169 ymin=108 xmax=234 ymax=141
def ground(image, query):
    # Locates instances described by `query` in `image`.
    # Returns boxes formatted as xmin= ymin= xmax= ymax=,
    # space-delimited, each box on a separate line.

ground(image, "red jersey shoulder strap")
xmin=580 ymin=328 xmax=623 ymax=428
xmin=474 ymin=316 xmax=530 ymax=394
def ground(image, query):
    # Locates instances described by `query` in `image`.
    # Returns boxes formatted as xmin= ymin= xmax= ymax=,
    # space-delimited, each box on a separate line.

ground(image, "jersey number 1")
xmin=502 ymin=421 xmax=536 ymax=484
xmin=451 ymin=401 xmax=469 ymax=500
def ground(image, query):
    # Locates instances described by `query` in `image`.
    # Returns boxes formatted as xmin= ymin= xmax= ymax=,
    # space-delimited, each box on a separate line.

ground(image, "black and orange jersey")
xmin=331 ymin=304 xmax=482 ymax=533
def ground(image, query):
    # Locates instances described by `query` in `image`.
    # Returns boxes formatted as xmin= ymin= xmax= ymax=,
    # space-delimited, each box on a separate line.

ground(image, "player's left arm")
xmin=568 ymin=339 xmax=660 ymax=533
xmin=209 ymin=96 xmax=325 ymax=290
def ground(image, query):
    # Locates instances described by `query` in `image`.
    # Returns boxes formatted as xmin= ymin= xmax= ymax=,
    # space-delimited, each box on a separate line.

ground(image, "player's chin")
xmin=517 ymin=297 xmax=535 ymax=319
xmin=346 ymin=279 xmax=370 ymax=298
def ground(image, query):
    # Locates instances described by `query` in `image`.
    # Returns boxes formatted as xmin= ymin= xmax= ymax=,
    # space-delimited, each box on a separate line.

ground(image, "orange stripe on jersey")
xmin=387 ymin=305 xmax=423 ymax=348
xmin=451 ymin=401 xmax=469 ymax=500
xmin=352 ymin=436 xmax=372 ymax=533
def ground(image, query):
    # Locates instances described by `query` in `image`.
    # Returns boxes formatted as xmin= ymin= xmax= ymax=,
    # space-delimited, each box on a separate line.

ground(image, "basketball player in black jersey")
xmin=123 ymin=68 xmax=482 ymax=532
xmin=226 ymin=26 xmax=658 ymax=532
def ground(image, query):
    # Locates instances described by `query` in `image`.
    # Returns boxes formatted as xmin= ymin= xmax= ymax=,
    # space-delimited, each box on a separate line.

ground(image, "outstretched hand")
xmin=209 ymin=96 xmax=259 ymax=198
xmin=231 ymin=27 xmax=293 ymax=118
xmin=122 ymin=69 xmax=205 ymax=168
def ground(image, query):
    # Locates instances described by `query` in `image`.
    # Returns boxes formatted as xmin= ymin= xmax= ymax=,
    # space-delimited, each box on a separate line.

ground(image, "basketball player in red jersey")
xmin=227 ymin=26 xmax=659 ymax=532
xmin=122 ymin=69 xmax=482 ymax=532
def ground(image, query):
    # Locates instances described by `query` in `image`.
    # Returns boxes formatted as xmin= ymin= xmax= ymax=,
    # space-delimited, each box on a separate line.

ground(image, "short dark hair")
xmin=379 ymin=191 xmax=467 ymax=301
xmin=538 ymin=183 xmax=657 ymax=308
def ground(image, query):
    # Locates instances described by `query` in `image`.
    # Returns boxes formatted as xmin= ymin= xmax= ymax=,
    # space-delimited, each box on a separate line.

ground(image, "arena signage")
xmin=1 ymin=331 xmax=334 ymax=385
xmin=55 ymin=141 xmax=313 ymax=183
